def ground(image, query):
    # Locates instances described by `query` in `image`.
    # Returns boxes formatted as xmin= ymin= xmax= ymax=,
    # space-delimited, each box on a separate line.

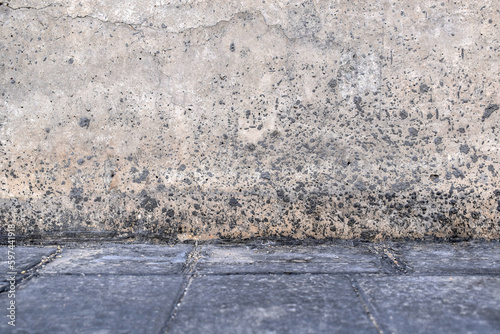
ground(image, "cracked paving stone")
xmin=169 ymin=274 xmax=378 ymax=334
xmin=357 ymin=275 xmax=500 ymax=334
xmin=195 ymin=244 xmax=383 ymax=274
xmin=39 ymin=244 xmax=192 ymax=275
xmin=0 ymin=274 xmax=184 ymax=334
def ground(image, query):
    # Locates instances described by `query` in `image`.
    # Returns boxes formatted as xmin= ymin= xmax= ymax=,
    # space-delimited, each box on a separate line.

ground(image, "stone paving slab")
xmin=195 ymin=244 xmax=383 ymax=274
xmin=0 ymin=242 xmax=499 ymax=333
xmin=0 ymin=274 xmax=184 ymax=334
xmin=0 ymin=247 xmax=57 ymax=290
xmin=387 ymin=242 xmax=500 ymax=274
xmin=357 ymin=275 xmax=500 ymax=334
xmin=39 ymin=244 xmax=192 ymax=275
xmin=0 ymin=247 xmax=57 ymax=275
xmin=169 ymin=274 xmax=377 ymax=334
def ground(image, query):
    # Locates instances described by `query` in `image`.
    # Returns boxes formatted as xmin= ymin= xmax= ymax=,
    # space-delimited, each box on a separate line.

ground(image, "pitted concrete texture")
xmin=0 ymin=1 xmax=499 ymax=241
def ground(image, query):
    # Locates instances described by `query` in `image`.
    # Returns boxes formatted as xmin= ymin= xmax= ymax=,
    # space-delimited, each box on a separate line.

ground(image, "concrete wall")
xmin=1 ymin=0 xmax=499 ymax=241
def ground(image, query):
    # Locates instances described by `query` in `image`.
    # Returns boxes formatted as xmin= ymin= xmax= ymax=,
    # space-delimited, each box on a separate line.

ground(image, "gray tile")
xmin=40 ymin=244 xmax=192 ymax=274
xmin=0 ymin=246 xmax=57 ymax=290
xmin=196 ymin=244 xmax=382 ymax=274
xmin=395 ymin=242 xmax=500 ymax=274
xmin=358 ymin=276 xmax=500 ymax=334
xmin=0 ymin=274 xmax=184 ymax=334
xmin=169 ymin=274 xmax=377 ymax=334
xmin=0 ymin=246 xmax=57 ymax=274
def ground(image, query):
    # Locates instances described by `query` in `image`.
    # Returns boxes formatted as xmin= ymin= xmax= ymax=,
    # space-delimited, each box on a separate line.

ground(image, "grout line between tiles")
xmin=348 ymin=274 xmax=384 ymax=334
xmin=160 ymin=242 xmax=201 ymax=333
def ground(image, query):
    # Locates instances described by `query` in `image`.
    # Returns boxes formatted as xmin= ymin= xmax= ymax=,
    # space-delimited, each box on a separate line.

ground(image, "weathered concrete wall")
xmin=0 ymin=0 xmax=499 ymax=241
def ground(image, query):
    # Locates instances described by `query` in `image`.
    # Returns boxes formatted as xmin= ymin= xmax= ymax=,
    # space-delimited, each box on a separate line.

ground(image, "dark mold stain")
xmin=69 ymin=187 xmax=84 ymax=204
xmin=460 ymin=144 xmax=470 ymax=154
xmin=327 ymin=79 xmax=337 ymax=91
xmin=419 ymin=83 xmax=430 ymax=93
xmin=133 ymin=169 xmax=149 ymax=183
xmin=78 ymin=117 xmax=90 ymax=128
xmin=260 ymin=171 xmax=271 ymax=180
xmin=140 ymin=195 xmax=158 ymax=213
xmin=482 ymin=104 xmax=498 ymax=120
xmin=229 ymin=197 xmax=242 ymax=207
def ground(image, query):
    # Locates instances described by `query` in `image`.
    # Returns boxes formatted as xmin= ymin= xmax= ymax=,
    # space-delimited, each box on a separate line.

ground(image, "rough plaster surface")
xmin=0 ymin=0 xmax=499 ymax=241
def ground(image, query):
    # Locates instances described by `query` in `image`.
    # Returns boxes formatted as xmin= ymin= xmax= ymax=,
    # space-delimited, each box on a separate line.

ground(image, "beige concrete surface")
xmin=0 ymin=1 xmax=499 ymax=240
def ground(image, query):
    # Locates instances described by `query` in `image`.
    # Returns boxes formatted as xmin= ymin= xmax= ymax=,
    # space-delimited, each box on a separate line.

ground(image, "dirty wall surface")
xmin=0 ymin=0 xmax=499 ymax=241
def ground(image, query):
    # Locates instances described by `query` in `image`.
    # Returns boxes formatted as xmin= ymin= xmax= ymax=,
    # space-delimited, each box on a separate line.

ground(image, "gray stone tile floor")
xmin=0 ymin=241 xmax=499 ymax=333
